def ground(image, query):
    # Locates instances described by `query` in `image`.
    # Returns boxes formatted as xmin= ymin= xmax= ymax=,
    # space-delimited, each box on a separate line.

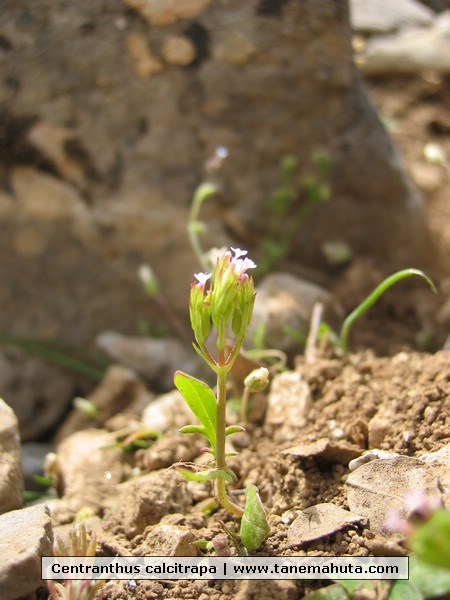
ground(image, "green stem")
xmin=216 ymin=365 xmax=243 ymax=518
xmin=339 ymin=268 xmax=437 ymax=352
xmin=240 ymin=387 xmax=251 ymax=424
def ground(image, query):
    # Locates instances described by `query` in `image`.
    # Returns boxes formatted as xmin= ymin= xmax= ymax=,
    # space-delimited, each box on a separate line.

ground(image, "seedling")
xmin=47 ymin=522 xmax=104 ymax=600
xmin=138 ymin=264 xmax=190 ymax=342
xmin=174 ymin=247 xmax=270 ymax=552
xmin=257 ymin=152 xmax=330 ymax=278
xmin=104 ymin=426 xmax=159 ymax=453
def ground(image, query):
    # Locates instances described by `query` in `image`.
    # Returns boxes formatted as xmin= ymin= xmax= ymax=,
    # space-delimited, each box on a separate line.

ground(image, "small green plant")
xmin=174 ymin=247 xmax=270 ymax=553
xmin=138 ymin=264 xmax=190 ymax=342
xmin=257 ymin=152 xmax=330 ymax=277
xmin=185 ymin=151 xmax=329 ymax=280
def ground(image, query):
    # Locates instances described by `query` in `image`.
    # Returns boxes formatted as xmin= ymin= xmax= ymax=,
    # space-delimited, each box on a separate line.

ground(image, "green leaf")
xmin=33 ymin=474 xmax=54 ymax=488
xmin=174 ymin=371 xmax=217 ymax=453
xmin=240 ymin=484 xmax=270 ymax=552
xmin=409 ymin=555 xmax=450 ymax=597
xmin=411 ymin=509 xmax=450 ymax=569
xmin=389 ymin=580 xmax=422 ymax=600
xmin=179 ymin=424 xmax=207 ymax=436
xmin=177 ymin=467 xmax=236 ymax=483
xmin=225 ymin=425 xmax=245 ymax=436
xmin=337 ymin=580 xmax=378 ymax=594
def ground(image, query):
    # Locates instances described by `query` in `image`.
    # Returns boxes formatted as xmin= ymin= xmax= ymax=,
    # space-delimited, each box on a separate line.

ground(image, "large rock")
xmin=0 ymin=398 xmax=23 ymax=514
xmin=0 ymin=504 xmax=53 ymax=600
xmin=0 ymin=1 xmax=427 ymax=416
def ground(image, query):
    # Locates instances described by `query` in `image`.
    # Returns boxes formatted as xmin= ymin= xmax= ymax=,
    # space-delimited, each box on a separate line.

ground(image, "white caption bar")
xmin=42 ymin=556 xmax=408 ymax=580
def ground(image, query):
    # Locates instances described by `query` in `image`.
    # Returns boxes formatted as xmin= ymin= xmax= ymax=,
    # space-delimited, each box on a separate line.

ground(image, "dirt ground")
xmin=46 ymin=74 xmax=450 ymax=600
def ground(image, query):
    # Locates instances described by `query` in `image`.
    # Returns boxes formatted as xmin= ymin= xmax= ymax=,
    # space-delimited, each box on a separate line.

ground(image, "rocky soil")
xmin=28 ymin=348 xmax=450 ymax=600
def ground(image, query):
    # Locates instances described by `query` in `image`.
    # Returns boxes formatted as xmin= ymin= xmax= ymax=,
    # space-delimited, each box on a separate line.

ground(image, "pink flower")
xmin=384 ymin=509 xmax=412 ymax=536
xmin=194 ymin=272 xmax=212 ymax=288
xmin=404 ymin=489 xmax=443 ymax=520
xmin=229 ymin=247 xmax=248 ymax=260
xmin=225 ymin=248 xmax=257 ymax=281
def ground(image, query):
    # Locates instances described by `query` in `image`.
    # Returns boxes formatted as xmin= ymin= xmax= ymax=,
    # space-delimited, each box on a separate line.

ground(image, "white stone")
xmin=0 ymin=398 xmax=23 ymax=515
xmin=122 ymin=0 xmax=211 ymax=26
xmin=351 ymin=0 xmax=433 ymax=33
xmin=0 ymin=504 xmax=53 ymax=600
xmin=265 ymin=371 xmax=311 ymax=442
xmin=359 ymin=11 xmax=450 ymax=75
xmin=142 ymin=389 xmax=193 ymax=433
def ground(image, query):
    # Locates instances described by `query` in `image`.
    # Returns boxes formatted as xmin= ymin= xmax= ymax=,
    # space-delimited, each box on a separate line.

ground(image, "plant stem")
xmin=187 ymin=183 xmax=219 ymax=271
xmin=216 ymin=366 xmax=244 ymax=518
xmin=240 ymin=387 xmax=251 ymax=424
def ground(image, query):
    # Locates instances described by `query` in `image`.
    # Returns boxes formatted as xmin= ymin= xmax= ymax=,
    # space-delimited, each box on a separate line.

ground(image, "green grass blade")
xmin=339 ymin=269 xmax=437 ymax=352
xmin=0 ymin=335 xmax=106 ymax=381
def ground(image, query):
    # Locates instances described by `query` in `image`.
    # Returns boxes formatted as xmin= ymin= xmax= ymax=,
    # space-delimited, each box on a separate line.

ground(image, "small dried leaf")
xmin=346 ymin=456 xmax=443 ymax=534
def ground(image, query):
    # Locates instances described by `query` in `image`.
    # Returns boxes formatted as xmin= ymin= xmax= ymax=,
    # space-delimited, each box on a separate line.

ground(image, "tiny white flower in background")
xmin=205 ymin=145 xmax=229 ymax=172
xmin=138 ymin=264 xmax=153 ymax=283
xmin=138 ymin=264 xmax=159 ymax=296
xmin=216 ymin=146 xmax=229 ymax=159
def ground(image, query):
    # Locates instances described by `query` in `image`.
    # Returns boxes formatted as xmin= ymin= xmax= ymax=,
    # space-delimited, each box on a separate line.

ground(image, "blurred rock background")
xmin=0 ymin=0 xmax=439 ymax=438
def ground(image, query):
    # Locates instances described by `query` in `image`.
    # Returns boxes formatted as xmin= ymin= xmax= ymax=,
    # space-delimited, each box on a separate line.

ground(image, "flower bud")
xmin=138 ymin=264 xmax=159 ymax=297
xmin=244 ymin=367 xmax=270 ymax=393
xmin=189 ymin=273 xmax=212 ymax=344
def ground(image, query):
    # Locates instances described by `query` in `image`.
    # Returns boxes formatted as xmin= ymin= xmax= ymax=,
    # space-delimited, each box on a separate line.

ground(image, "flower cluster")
xmin=189 ymin=248 xmax=256 ymax=369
